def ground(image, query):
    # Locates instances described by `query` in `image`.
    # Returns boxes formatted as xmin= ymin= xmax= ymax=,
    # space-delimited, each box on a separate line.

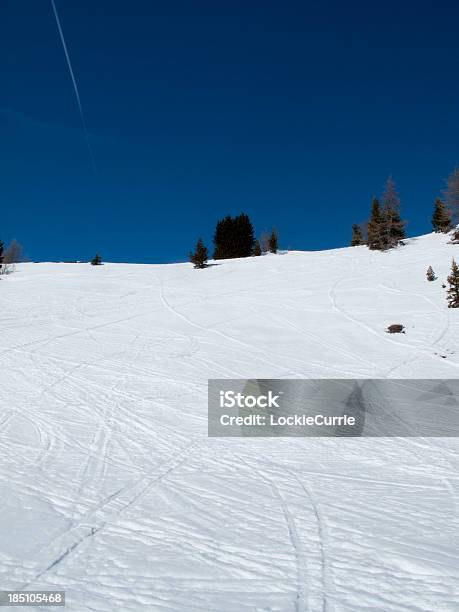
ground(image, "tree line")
xmin=350 ymin=176 xmax=406 ymax=250
xmin=349 ymin=167 xmax=459 ymax=308
xmin=351 ymin=167 xmax=459 ymax=250
xmin=189 ymin=213 xmax=278 ymax=269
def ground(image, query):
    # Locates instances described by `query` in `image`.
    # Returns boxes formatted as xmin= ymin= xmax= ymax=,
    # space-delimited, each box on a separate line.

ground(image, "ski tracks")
xmin=236 ymin=454 xmax=333 ymax=612
xmin=328 ymin=268 xmax=458 ymax=378
xmin=19 ymin=441 xmax=201 ymax=590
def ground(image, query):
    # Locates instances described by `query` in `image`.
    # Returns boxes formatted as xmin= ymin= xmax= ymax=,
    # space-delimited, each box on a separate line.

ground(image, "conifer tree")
xmin=0 ymin=239 xmax=3 ymax=272
xmin=189 ymin=238 xmax=208 ymax=269
xmin=212 ymin=216 xmax=231 ymax=260
xmin=426 ymin=266 xmax=436 ymax=281
xmin=268 ymin=228 xmax=278 ymax=254
xmin=446 ymin=258 xmax=459 ymax=308
xmin=381 ymin=175 xmax=405 ymax=248
xmin=350 ymin=224 xmax=364 ymax=246
xmin=91 ymin=253 xmax=102 ymax=265
xmin=235 ymin=213 xmax=255 ymax=257
xmin=443 ymin=166 xmax=459 ymax=224
xmin=253 ymin=240 xmax=262 ymax=256
xmin=213 ymin=213 xmax=255 ymax=259
xmin=431 ymin=197 xmax=451 ymax=233
xmin=367 ymin=198 xmax=384 ymax=250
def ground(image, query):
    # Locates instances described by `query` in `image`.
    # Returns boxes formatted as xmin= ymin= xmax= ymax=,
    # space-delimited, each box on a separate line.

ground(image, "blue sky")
xmin=1 ymin=0 xmax=458 ymax=262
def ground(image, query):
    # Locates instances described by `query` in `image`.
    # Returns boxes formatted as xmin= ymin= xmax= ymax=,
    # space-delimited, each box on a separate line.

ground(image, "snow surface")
xmin=0 ymin=232 xmax=458 ymax=611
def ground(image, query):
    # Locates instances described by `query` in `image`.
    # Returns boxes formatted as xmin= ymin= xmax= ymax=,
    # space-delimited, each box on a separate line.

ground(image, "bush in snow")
xmin=446 ymin=259 xmax=459 ymax=308
xmin=189 ymin=238 xmax=208 ymax=269
xmin=426 ymin=266 xmax=436 ymax=281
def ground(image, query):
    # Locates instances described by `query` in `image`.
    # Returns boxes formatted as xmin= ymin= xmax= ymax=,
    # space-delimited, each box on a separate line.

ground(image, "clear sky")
xmin=1 ymin=0 xmax=458 ymax=262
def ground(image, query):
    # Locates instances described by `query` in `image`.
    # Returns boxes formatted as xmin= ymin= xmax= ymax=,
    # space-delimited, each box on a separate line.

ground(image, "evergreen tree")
xmin=431 ymin=197 xmax=451 ymax=233
xmin=446 ymin=258 xmax=459 ymax=308
xmin=234 ymin=213 xmax=255 ymax=257
xmin=213 ymin=213 xmax=255 ymax=259
xmin=189 ymin=237 xmax=208 ymax=268
xmin=91 ymin=253 xmax=102 ymax=265
xmin=350 ymin=224 xmax=364 ymax=246
xmin=213 ymin=216 xmax=231 ymax=260
xmin=443 ymin=166 xmax=459 ymax=224
xmin=268 ymin=228 xmax=278 ymax=254
xmin=381 ymin=175 xmax=405 ymax=248
xmin=0 ymin=239 xmax=3 ymax=272
xmin=367 ymin=198 xmax=384 ymax=250
xmin=426 ymin=266 xmax=436 ymax=281
xmin=253 ymin=240 xmax=262 ymax=256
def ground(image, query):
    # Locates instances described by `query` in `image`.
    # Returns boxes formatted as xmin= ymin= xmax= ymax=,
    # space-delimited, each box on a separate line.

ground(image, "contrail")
xmin=51 ymin=0 xmax=97 ymax=174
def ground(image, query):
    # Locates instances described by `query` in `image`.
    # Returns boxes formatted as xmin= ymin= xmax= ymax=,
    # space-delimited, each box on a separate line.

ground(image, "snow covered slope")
xmin=0 ymin=233 xmax=458 ymax=611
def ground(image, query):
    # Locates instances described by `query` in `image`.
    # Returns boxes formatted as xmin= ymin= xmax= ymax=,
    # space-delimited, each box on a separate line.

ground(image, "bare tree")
xmin=259 ymin=231 xmax=270 ymax=253
xmin=1 ymin=239 xmax=23 ymax=275
xmin=443 ymin=166 xmax=459 ymax=224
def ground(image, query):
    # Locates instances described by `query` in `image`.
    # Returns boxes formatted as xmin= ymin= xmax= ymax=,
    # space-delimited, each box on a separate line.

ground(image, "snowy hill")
xmin=1 ymin=232 xmax=458 ymax=611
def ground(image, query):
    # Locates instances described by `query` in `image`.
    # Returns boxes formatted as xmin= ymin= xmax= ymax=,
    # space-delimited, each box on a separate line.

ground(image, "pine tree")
xmin=212 ymin=216 xmax=231 ymax=260
xmin=350 ymin=224 xmax=364 ymax=246
xmin=367 ymin=198 xmax=384 ymax=250
xmin=213 ymin=213 xmax=255 ymax=259
xmin=91 ymin=253 xmax=102 ymax=265
xmin=189 ymin=237 xmax=208 ymax=268
xmin=253 ymin=240 xmax=262 ymax=256
xmin=431 ymin=197 xmax=451 ymax=233
xmin=0 ymin=239 xmax=3 ymax=272
xmin=446 ymin=258 xmax=459 ymax=308
xmin=443 ymin=166 xmax=459 ymax=224
xmin=381 ymin=176 xmax=405 ymax=248
xmin=268 ymin=228 xmax=278 ymax=254
xmin=234 ymin=213 xmax=255 ymax=257
xmin=426 ymin=266 xmax=436 ymax=281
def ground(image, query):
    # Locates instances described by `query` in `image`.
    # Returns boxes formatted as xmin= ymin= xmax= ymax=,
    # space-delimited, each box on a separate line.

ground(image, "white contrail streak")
xmin=51 ymin=0 xmax=97 ymax=174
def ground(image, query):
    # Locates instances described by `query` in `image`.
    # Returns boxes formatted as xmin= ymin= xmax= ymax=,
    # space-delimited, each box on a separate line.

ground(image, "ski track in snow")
xmin=0 ymin=233 xmax=459 ymax=611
